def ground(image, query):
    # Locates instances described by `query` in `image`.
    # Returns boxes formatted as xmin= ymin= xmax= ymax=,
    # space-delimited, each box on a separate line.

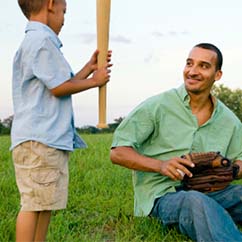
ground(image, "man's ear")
xmin=215 ymin=70 xmax=222 ymax=82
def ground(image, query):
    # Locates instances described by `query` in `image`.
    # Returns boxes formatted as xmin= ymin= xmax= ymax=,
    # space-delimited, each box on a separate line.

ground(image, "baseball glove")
xmin=180 ymin=151 xmax=240 ymax=193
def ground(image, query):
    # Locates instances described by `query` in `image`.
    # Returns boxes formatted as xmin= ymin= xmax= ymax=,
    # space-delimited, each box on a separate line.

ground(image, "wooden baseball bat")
xmin=96 ymin=0 xmax=111 ymax=129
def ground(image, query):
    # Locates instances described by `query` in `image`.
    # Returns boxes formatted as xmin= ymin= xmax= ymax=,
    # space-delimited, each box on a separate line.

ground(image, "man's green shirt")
xmin=111 ymin=85 xmax=242 ymax=216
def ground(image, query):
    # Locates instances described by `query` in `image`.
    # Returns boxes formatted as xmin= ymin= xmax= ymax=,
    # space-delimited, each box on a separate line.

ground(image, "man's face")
xmin=183 ymin=47 xmax=222 ymax=94
xmin=48 ymin=0 xmax=67 ymax=35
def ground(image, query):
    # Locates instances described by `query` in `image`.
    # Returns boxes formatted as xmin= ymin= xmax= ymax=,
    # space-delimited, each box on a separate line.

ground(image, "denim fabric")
xmin=150 ymin=185 xmax=242 ymax=242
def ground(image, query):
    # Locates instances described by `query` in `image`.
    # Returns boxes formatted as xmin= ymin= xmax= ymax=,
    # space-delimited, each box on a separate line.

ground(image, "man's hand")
xmin=180 ymin=152 xmax=237 ymax=192
xmin=160 ymin=157 xmax=195 ymax=180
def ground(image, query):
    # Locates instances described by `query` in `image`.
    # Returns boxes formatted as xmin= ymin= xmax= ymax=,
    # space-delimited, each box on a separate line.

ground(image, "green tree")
xmin=0 ymin=121 xmax=10 ymax=135
xmin=77 ymin=125 xmax=100 ymax=134
xmin=2 ymin=115 xmax=13 ymax=129
xmin=212 ymin=84 xmax=242 ymax=121
xmin=77 ymin=117 xmax=125 ymax=134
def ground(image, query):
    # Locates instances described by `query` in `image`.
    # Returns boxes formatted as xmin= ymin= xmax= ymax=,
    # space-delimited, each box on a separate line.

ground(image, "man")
xmin=110 ymin=43 xmax=242 ymax=241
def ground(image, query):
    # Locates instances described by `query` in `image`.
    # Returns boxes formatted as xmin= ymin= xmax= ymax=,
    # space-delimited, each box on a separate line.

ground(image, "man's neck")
xmin=188 ymin=92 xmax=214 ymax=126
xmin=188 ymin=90 xmax=212 ymax=110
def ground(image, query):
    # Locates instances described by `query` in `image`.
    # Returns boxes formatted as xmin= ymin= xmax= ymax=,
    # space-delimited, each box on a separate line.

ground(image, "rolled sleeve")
xmin=112 ymin=101 xmax=155 ymax=151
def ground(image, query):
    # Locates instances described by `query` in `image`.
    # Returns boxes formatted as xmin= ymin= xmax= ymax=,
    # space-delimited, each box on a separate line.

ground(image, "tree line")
xmin=1 ymin=84 xmax=242 ymax=135
xmin=0 ymin=115 xmax=124 ymax=135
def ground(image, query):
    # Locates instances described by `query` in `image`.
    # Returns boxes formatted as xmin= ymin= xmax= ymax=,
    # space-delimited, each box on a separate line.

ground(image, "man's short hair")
xmin=194 ymin=43 xmax=223 ymax=71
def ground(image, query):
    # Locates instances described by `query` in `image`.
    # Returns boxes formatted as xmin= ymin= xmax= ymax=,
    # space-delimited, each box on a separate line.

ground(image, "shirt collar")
xmin=177 ymin=84 xmax=188 ymax=102
xmin=176 ymin=83 xmax=218 ymax=111
xmin=25 ymin=21 xmax=63 ymax=48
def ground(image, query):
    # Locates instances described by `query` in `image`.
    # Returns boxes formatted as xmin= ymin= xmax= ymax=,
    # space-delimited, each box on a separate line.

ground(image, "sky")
xmin=1 ymin=0 xmax=242 ymax=127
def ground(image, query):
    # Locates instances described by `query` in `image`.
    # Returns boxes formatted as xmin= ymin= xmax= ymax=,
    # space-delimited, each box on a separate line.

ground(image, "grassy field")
xmin=0 ymin=134 xmax=193 ymax=242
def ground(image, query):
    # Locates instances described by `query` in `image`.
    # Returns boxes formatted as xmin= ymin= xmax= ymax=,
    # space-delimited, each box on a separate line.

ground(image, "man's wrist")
xmin=232 ymin=163 xmax=240 ymax=179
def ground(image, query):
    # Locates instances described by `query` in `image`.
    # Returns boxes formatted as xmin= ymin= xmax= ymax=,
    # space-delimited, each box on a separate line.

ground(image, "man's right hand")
xmin=160 ymin=157 xmax=195 ymax=180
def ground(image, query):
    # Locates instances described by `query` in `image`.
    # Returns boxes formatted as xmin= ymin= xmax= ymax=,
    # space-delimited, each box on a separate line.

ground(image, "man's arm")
xmin=110 ymin=146 xmax=194 ymax=180
xmin=110 ymin=146 xmax=162 ymax=173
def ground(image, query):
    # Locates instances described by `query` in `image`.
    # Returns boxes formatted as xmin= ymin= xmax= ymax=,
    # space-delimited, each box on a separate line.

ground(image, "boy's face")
xmin=48 ymin=0 xmax=67 ymax=35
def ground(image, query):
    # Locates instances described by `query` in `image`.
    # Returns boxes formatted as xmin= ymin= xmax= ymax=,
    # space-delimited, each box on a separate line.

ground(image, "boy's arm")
xmin=74 ymin=63 xmax=93 ymax=81
xmin=51 ymin=50 xmax=112 ymax=97
xmin=50 ymin=64 xmax=111 ymax=97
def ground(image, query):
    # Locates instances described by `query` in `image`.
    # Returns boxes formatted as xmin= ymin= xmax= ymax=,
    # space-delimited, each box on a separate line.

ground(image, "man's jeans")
xmin=150 ymin=185 xmax=242 ymax=242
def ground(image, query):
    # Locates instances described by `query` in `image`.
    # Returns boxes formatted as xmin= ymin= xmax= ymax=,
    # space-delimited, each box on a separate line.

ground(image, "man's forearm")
xmin=110 ymin=146 xmax=161 ymax=173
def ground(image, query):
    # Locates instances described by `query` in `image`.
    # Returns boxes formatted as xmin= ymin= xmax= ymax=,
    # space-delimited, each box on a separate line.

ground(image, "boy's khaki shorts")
xmin=12 ymin=141 xmax=69 ymax=211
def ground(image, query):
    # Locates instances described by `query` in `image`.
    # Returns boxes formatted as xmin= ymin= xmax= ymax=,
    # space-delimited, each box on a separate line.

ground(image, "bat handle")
xmin=97 ymin=84 xmax=108 ymax=129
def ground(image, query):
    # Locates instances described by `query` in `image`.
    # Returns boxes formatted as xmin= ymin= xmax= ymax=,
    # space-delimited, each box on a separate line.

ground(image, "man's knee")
xmin=231 ymin=184 xmax=242 ymax=195
xmin=182 ymin=190 xmax=208 ymax=207
xmin=179 ymin=190 xmax=212 ymax=221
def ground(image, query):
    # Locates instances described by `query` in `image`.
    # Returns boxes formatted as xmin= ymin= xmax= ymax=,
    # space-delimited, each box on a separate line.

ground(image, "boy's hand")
xmin=88 ymin=49 xmax=112 ymax=73
xmin=92 ymin=63 xmax=112 ymax=87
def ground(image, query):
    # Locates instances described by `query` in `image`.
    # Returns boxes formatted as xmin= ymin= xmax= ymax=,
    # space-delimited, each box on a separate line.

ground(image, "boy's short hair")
xmin=18 ymin=0 xmax=47 ymax=19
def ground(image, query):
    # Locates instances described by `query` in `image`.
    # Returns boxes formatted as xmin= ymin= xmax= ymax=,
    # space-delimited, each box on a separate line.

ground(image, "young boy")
xmin=11 ymin=0 xmax=112 ymax=241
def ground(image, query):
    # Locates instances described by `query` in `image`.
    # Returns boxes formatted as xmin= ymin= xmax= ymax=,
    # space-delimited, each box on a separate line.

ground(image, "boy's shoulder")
xmin=25 ymin=22 xmax=51 ymax=41
xmin=20 ymin=22 xmax=61 ymax=54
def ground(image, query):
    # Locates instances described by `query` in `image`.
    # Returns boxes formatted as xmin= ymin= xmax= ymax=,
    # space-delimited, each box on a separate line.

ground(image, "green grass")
xmin=0 ymin=134 xmax=191 ymax=241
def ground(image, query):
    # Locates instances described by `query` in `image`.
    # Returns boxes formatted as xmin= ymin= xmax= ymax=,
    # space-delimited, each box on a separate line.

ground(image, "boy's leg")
xmin=34 ymin=211 xmax=52 ymax=242
xmin=16 ymin=211 xmax=38 ymax=242
xmin=13 ymin=142 xmax=69 ymax=241
xmin=16 ymin=210 xmax=51 ymax=242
